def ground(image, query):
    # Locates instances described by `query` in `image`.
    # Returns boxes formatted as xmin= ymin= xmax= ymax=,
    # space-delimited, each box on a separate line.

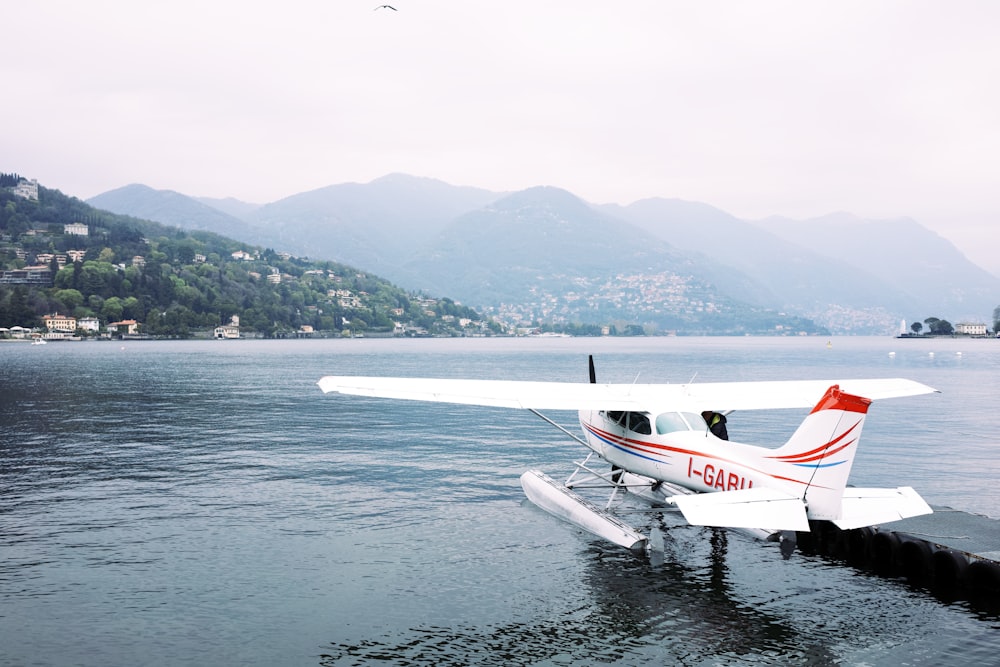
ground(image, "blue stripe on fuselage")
xmin=584 ymin=423 xmax=670 ymax=465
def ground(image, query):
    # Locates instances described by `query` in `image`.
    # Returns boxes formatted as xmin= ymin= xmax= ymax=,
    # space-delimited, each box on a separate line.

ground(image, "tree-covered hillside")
xmin=0 ymin=184 xmax=485 ymax=337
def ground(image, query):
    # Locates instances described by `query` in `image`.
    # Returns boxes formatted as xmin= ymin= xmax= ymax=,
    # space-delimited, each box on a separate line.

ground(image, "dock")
xmin=796 ymin=506 xmax=1000 ymax=604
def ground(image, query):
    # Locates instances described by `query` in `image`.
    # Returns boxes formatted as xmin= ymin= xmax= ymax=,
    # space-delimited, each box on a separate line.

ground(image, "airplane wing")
xmin=317 ymin=376 xmax=643 ymax=410
xmin=317 ymin=375 xmax=936 ymax=412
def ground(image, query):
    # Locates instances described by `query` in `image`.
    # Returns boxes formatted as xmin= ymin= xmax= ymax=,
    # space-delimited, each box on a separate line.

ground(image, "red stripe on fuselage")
xmin=583 ymin=421 xmax=837 ymax=491
xmin=584 ymin=422 xmax=699 ymax=459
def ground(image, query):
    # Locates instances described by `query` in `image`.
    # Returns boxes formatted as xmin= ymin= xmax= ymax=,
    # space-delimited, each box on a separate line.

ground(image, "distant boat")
xmin=31 ymin=338 xmax=47 ymax=345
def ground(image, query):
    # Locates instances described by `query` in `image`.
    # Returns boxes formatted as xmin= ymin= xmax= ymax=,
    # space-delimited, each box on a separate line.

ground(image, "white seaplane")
xmin=317 ymin=357 xmax=936 ymax=553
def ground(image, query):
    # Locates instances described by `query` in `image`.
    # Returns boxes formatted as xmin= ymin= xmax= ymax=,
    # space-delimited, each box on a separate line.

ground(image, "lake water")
xmin=2 ymin=336 xmax=999 ymax=666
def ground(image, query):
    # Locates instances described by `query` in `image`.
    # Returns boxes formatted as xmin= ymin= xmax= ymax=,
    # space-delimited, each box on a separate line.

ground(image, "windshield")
xmin=655 ymin=412 xmax=708 ymax=435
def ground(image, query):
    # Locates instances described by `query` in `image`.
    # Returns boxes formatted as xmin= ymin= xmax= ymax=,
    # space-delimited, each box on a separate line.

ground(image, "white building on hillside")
xmin=214 ymin=315 xmax=240 ymax=339
xmin=43 ymin=313 xmax=77 ymax=332
xmin=14 ymin=178 xmax=38 ymax=200
xmin=956 ymin=322 xmax=987 ymax=336
xmin=78 ymin=317 xmax=100 ymax=332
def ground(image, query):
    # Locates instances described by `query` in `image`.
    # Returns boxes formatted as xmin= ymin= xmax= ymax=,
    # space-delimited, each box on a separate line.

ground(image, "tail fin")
xmin=768 ymin=385 xmax=871 ymax=521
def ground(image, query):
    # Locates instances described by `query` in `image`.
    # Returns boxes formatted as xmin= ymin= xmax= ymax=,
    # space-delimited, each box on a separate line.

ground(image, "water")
xmin=2 ymin=336 xmax=999 ymax=666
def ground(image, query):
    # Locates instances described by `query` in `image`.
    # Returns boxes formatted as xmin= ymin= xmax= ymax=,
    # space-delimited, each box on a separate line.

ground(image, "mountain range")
xmin=87 ymin=174 xmax=1000 ymax=335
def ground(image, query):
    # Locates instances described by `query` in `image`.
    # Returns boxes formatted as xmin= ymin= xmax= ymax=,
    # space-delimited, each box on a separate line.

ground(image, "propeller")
xmin=592 ymin=354 xmax=625 ymax=482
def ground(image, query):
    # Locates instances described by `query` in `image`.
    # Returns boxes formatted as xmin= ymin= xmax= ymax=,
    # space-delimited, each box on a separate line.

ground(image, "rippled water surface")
xmin=2 ymin=336 xmax=999 ymax=666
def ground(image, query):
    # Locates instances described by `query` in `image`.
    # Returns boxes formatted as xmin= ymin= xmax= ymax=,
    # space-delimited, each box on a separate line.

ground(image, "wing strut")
xmin=528 ymin=408 xmax=589 ymax=447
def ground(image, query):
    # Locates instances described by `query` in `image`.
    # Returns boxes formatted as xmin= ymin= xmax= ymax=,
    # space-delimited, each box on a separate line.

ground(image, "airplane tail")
xmin=669 ymin=384 xmax=932 ymax=531
xmin=768 ymin=385 xmax=870 ymax=522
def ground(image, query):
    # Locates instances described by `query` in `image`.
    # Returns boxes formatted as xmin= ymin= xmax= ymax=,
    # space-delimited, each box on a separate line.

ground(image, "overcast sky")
xmin=4 ymin=1 xmax=998 ymax=272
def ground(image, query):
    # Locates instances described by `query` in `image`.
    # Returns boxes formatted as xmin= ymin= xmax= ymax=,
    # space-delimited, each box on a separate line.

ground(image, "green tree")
xmin=54 ymin=288 xmax=84 ymax=311
xmin=0 ymin=286 xmax=37 ymax=327
xmin=54 ymin=266 xmax=75 ymax=289
xmin=910 ymin=321 xmax=922 ymax=335
xmin=176 ymin=240 xmax=198 ymax=265
xmin=924 ymin=317 xmax=953 ymax=335
xmin=102 ymin=296 xmax=124 ymax=322
xmin=79 ymin=261 xmax=117 ymax=296
xmin=122 ymin=296 xmax=142 ymax=320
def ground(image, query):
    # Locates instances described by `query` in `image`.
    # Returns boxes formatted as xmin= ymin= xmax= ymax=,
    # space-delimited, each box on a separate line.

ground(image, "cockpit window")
xmin=602 ymin=410 xmax=652 ymax=434
xmin=627 ymin=412 xmax=651 ymax=435
xmin=606 ymin=411 xmax=627 ymax=426
xmin=655 ymin=412 xmax=708 ymax=435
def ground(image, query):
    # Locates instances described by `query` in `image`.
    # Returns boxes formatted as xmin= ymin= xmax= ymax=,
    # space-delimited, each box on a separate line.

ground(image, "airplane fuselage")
xmin=580 ymin=409 xmax=779 ymax=498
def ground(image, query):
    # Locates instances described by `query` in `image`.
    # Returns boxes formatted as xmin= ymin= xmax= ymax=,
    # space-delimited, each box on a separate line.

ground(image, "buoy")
xmin=815 ymin=521 xmax=840 ymax=557
xmin=931 ymin=549 xmax=969 ymax=590
xmin=966 ymin=560 xmax=1000 ymax=595
xmin=899 ymin=539 xmax=934 ymax=585
xmin=845 ymin=526 xmax=874 ymax=567
xmin=871 ymin=531 xmax=900 ymax=575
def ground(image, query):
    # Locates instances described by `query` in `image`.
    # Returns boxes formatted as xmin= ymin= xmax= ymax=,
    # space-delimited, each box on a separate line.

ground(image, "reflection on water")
xmin=318 ymin=517 xmax=989 ymax=666
xmin=2 ymin=338 xmax=999 ymax=666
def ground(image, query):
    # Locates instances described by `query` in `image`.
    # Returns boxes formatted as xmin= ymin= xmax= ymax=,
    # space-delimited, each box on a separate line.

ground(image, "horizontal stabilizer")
xmin=668 ymin=488 xmax=810 ymax=532
xmin=831 ymin=486 xmax=933 ymax=529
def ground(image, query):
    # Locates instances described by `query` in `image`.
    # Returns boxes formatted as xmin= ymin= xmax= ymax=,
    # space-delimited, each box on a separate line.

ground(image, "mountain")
xmin=91 ymin=174 xmax=503 ymax=289
xmin=194 ymin=196 xmax=261 ymax=219
xmin=87 ymin=174 xmax=1000 ymax=334
xmin=754 ymin=213 xmax=1000 ymax=322
xmin=241 ymin=174 xmax=501 ymax=278
xmin=602 ymin=199 xmax=932 ymax=332
xmin=401 ymin=186 xmax=688 ymax=297
xmin=88 ymin=179 xmax=822 ymax=334
xmin=88 ymin=184 xmax=253 ymax=242
xmin=395 ymin=187 xmax=822 ymax=334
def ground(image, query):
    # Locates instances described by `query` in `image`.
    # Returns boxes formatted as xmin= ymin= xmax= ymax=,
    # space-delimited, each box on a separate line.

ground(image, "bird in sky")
xmin=374 ymin=4 xmax=397 ymax=9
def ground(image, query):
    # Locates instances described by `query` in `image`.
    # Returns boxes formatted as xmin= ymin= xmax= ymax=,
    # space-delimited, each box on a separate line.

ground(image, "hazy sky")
xmin=4 ymin=1 xmax=998 ymax=272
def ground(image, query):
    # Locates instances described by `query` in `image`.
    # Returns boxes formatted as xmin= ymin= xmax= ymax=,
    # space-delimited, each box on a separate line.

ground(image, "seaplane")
xmin=317 ymin=357 xmax=937 ymax=554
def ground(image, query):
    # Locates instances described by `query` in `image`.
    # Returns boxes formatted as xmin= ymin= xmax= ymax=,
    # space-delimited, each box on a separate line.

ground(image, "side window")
xmin=606 ymin=411 xmax=627 ymax=426
xmin=628 ymin=412 xmax=651 ymax=435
